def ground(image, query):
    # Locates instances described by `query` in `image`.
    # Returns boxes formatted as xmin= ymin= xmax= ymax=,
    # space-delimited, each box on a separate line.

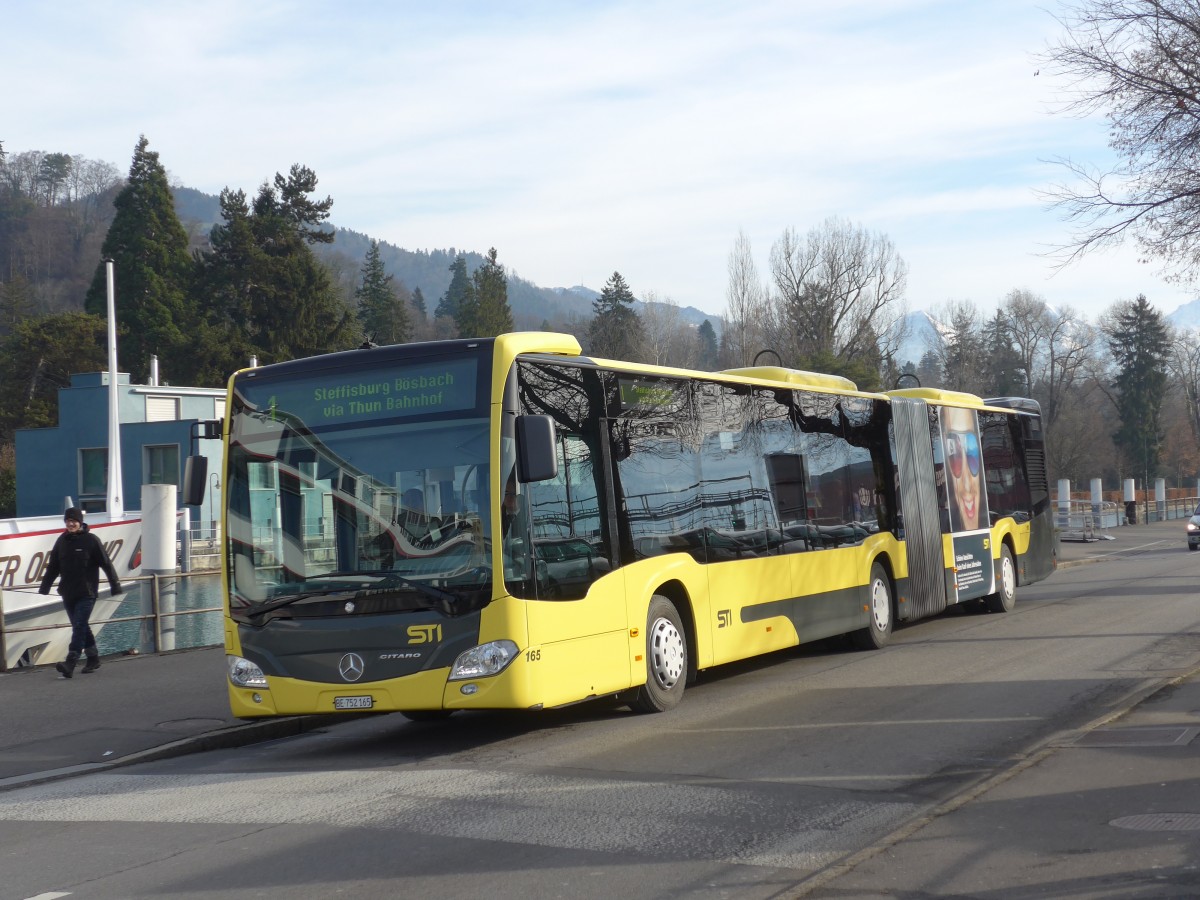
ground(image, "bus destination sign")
xmin=253 ymin=359 xmax=478 ymax=426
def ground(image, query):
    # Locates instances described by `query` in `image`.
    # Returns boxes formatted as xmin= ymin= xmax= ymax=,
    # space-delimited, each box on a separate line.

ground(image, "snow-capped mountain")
xmin=892 ymin=309 xmax=947 ymax=366
xmin=1167 ymin=298 xmax=1200 ymax=331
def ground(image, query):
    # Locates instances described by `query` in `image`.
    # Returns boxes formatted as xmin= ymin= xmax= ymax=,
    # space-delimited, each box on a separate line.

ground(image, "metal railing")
xmin=181 ymin=523 xmax=223 ymax=573
xmin=1056 ymin=499 xmax=1119 ymax=542
xmin=0 ymin=570 xmax=223 ymax=673
xmin=1143 ymin=496 xmax=1200 ymax=523
xmin=1055 ymin=494 xmax=1199 ymax=542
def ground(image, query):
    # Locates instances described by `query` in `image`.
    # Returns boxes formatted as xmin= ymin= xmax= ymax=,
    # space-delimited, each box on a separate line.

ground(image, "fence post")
xmin=180 ymin=525 xmax=192 ymax=574
xmin=1057 ymin=479 xmax=1072 ymax=531
xmin=142 ymin=483 xmax=178 ymax=654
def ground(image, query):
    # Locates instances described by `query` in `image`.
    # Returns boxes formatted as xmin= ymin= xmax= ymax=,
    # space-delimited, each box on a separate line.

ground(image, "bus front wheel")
xmin=851 ymin=562 xmax=893 ymax=650
xmin=984 ymin=545 xmax=1017 ymax=613
xmin=629 ymin=595 xmax=688 ymax=713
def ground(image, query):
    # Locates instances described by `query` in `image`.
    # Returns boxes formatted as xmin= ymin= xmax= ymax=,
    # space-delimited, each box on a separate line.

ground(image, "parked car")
xmin=1187 ymin=504 xmax=1200 ymax=551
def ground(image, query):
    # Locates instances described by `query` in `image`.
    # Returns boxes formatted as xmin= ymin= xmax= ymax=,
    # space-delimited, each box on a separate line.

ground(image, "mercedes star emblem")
xmin=338 ymin=652 xmax=365 ymax=682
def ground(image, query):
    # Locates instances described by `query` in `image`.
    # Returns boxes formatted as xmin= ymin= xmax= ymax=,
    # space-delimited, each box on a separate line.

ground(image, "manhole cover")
xmin=1111 ymin=813 xmax=1200 ymax=832
xmin=1075 ymin=726 xmax=1198 ymax=747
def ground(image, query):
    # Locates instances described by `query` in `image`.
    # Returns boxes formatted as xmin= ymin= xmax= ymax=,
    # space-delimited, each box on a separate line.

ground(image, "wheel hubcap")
xmin=648 ymin=617 xmax=684 ymax=689
xmin=871 ymin=579 xmax=890 ymax=631
xmin=1002 ymin=557 xmax=1015 ymax=600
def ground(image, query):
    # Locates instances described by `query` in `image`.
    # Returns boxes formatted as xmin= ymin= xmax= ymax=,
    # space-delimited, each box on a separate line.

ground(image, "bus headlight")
xmin=449 ymin=640 xmax=519 ymax=680
xmin=227 ymin=655 xmax=269 ymax=688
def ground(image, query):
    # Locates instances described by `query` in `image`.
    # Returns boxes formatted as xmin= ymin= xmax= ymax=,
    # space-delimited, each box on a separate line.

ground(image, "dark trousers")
xmin=62 ymin=595 xmax=97 ymax=654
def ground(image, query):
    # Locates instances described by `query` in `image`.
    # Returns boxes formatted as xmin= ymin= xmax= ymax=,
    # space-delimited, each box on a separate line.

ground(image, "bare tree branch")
xmin=1043 ymin=0 xmax=1200 ymax=283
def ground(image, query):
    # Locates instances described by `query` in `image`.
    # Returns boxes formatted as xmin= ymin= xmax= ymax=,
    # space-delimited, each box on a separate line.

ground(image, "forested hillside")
xmin=0 ymin=140 xmax=723 ymax=514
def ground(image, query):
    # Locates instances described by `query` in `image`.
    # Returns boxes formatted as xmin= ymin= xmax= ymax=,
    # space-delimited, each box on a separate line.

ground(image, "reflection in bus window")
xmin=612 ymin=376 xmax=701 ymax=563
xmin=980 ymin=411 xmax=1032 ymax=523
xmin=695 ymin=382 xmax=790 ymax=557
xmin=513 ymin=362 xmax=611 ymax=599
xmin=226 ymin=405 xmax=493 ymax=610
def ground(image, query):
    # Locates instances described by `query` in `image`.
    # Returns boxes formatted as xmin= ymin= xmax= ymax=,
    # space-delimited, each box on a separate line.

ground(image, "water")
xmin=95 ymin=573 xmax=224 ymax=656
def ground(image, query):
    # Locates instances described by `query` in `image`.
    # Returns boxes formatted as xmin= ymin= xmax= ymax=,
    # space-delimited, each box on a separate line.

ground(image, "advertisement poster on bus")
xmin=938 ymin=406 xmax=995 ymax=602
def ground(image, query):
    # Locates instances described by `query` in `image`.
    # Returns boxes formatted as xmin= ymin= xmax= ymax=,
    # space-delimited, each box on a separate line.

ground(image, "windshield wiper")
xmin=244 ymin=570 xmax=463 ymax=619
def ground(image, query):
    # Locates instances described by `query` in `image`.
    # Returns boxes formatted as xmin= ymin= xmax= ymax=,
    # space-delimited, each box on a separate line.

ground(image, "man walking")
xmin=38 ymin=507 xmax=123 ymax=678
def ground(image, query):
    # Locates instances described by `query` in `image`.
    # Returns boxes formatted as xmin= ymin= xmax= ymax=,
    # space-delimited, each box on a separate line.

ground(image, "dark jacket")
xmin=38 ymin=524 xmax=122 ymax=601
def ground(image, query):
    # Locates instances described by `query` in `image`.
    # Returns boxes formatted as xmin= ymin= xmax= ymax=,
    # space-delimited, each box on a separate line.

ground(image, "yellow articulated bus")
xmin=184 ymin=332 xmax=1056 ymax=719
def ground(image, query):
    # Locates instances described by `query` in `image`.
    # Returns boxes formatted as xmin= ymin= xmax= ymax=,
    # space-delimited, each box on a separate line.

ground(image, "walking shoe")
xmin=81 ymin=653 xmax=101 ymax=674
xmin=56 ymin=652 xmax=79 ymax=679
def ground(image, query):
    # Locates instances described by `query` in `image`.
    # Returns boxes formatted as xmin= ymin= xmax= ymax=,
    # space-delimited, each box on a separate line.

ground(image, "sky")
xmin=7 ymin=0 xmax=1197 ymax=323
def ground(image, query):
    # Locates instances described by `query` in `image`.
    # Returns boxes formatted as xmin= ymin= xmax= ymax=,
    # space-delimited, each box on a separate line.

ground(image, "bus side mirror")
xmin=182 ymin=455 xmax=207 ymax=506
xmin=516 ymin=415 xmax=558 ymax=483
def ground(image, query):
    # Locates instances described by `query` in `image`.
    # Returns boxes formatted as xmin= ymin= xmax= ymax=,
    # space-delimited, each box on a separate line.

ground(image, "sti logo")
xmin=717 ymin=610 xmax=732 ymax=629
xmin=407 ymin=624 xmax=443 ymax=645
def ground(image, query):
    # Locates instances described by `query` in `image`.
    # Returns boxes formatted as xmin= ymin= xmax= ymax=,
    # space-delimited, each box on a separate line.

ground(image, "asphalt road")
xmin=2 ymin=533 xmax=1199 ymax=899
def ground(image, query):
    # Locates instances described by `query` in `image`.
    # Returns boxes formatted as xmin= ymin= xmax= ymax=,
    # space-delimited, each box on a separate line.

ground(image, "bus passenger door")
xmin=515 ymin=362 xmax=628 ymax=701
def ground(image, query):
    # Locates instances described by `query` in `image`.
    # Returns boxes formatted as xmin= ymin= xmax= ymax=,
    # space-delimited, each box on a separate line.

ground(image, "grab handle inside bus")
xmin=516 ymin=414 xmax=558 ymax=483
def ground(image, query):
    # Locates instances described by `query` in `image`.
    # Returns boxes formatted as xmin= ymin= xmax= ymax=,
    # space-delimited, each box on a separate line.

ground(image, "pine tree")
xmin=468 ymin=247 xmax=513 ymax=337
xmin=194 ymin=165 xmax=357 ymax=377
xmin=588 ymin=271 xmax=641 ymax=359
xmin=411 ymin=286 xmax=428 ymax=319
xmin=696 ymin=320 xmax=719 ymax=370
xmin=0 ymin=311 xmax=108 ymax=442
xmin=1106 ymin=294 xmax=1170 ymax=483
xmin=355 ymin=239 xmax=410 ymax=345
xmin=915 ymin=350 xmax=942 ymax=389
xmin=0 ymin=441 xmax=14 ymax=517
xmin=0 ymin=275 xmax=35 ymax=338
xmin=980 ymin=310 xmax=1026 ymax=397
xmin=435 ymin=254 xmax=474 ymax=330
xmin=83 ymin=136 xmax=193 ymax=381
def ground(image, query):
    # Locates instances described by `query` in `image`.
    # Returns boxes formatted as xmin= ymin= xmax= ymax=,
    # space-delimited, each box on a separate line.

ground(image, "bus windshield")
xmin=224 ymin=353 xmax=493 ymax=620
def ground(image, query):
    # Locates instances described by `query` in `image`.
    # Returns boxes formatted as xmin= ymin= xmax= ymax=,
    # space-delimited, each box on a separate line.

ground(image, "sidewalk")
xmin=1054 ymin=513 xmax=1187 ymax=569
xmin=0 ymin=645 xmax=336 ymax=791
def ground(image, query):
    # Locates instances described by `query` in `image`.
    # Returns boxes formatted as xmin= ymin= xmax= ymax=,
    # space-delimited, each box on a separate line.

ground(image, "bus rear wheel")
xmin=629 ymin=595 xmax=687 ymax=713
xmin=984 ymin=545 xmax=1017 ymax=613
xmin=851 ymin=562 xmax=893 ymax=650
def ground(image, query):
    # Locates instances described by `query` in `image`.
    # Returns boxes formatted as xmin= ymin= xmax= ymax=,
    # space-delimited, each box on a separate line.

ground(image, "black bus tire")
xmin=851 ymin=562 xmax=893 ymax=651
xmin=629 ymin=595 xmax=688 ymax=713
xmin=985 ymin=545 xmax=1017 ymax=613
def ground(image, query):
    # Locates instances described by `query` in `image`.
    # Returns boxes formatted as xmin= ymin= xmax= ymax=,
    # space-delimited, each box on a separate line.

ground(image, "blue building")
xmin=15 ymin=368 xmax=226 ymax=532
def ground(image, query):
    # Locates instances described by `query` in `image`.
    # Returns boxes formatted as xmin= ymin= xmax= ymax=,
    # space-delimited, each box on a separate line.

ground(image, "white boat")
xmin=0 ymin=513 xmax=144 ymax=667
xmin=0 ymin=260 xmax=146 ymax=670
